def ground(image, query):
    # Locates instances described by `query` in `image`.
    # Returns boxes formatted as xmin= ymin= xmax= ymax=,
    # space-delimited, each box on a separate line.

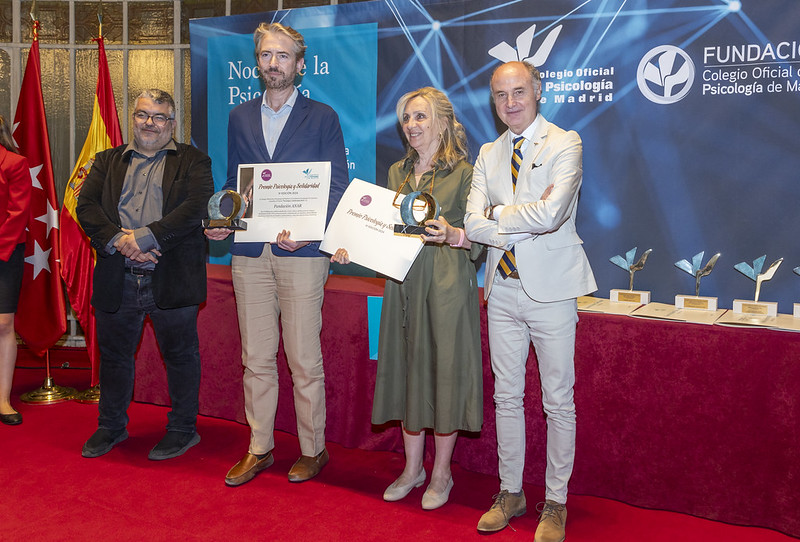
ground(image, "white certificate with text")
xmin=234 ymin=161 xmax=331 ymax=242
xmin=320 ymin=178 xmax=424 ymax=282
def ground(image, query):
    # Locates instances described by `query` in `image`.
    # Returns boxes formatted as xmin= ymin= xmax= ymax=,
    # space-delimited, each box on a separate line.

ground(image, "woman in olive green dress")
xmin=331 ymin=87 xmax=482 ymax=510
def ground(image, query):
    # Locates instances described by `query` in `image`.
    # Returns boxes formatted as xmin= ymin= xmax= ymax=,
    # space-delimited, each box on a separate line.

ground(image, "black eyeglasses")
xmin=133 ymin=111 xmax=174 ymax=126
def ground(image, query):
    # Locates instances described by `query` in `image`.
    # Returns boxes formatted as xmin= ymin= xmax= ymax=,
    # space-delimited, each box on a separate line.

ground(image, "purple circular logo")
xmin=260 ymin=169 xmax=272 ymax=181
xmin=359 ymin=195 xmax=372 ymax=206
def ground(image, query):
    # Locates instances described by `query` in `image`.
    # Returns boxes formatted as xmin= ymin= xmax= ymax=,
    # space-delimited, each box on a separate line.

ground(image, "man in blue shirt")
xmin=206 ymin=23 xmax=348 ymax=486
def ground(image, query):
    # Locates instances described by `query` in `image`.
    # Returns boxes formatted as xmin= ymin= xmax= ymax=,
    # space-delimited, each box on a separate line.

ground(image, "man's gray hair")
xmin=489 ymin=61 xmax=542 ymax=101
xmin=136 ymin=89 xmax=176 ymax=118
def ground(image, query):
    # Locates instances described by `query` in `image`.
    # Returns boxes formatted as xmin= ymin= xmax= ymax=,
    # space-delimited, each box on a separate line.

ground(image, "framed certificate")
xmin=320 ymin=178 xmax=424 ymax=282
xmin=233 ymin=161 xmax=331 ymax=242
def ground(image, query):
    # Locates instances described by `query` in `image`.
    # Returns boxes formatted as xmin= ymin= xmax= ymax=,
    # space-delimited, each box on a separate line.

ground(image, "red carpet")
xmin=1 ymin=367 xmax=795 ymax=541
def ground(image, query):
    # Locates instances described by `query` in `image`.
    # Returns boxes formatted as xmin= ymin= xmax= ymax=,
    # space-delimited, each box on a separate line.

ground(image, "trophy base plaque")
xmin=794 ymin=303 xmax=800 ymax=318
xmin=732 ymin=299 xmax=778 ymax=317
xmin=610 ymin=289 xmax=650 ymax=304
xmin=202 ymin=218 xmax=247 ymax=230
xmin=393 ymin=224 xmax=427 ymax=236
xmin=675 ymin=294 xmax=718 ymax=311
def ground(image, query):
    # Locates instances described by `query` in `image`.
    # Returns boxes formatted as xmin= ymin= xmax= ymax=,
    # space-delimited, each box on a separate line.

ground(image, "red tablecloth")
xmin=134 ymin=264 xmax=800 ymax=537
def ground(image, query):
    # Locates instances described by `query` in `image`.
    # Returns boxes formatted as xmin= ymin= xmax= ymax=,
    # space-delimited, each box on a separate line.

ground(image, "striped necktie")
xmin=498 ymin=136 xmax=525 ymax=279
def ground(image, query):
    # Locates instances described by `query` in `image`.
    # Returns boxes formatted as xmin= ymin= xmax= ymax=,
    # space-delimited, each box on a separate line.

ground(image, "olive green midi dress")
xmin=371 ymin=159 xmax=483 ymax=433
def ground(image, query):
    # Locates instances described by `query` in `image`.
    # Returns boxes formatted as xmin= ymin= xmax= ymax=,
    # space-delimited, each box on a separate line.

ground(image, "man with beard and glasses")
xmin=78 ymin=89 xmax=214 ymax=461
xmin=205 ymin=23 xmax=348 ymax=487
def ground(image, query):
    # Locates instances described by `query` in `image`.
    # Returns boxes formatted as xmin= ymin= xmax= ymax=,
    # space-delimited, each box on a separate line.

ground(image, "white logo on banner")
xmin=488 ymin=24 xmax=562 ymax=66
xmin=637 ymin=45 xmax=695 ymax=104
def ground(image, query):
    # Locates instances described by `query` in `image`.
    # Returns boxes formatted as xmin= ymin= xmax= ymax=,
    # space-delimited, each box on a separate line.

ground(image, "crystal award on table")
xmin=732 ymin=255 xmax=783 ymax=316
xmin=674 ymin=252 xmax=720 ymax=311
xmin=794 ymin=266 xmax=800 ymax=318
xmin=609 ymin=247 xmax=653 ymax=304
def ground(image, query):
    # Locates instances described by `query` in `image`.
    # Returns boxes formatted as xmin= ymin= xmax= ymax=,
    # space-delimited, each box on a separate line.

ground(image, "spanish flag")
xmin=59 ymin=36 xmax=122 ymax=386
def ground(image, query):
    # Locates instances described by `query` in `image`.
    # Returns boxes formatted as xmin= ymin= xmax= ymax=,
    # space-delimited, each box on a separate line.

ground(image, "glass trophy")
xmin=202 ymin=190 xmax=248 ymax=230
xmin=393 ymin=190 xmax=440 ymax=236
xmin=732 ymin=255 xmax=782 ymax=316
xmin=609 ymin=247 xmax=652 ymax=304
xmin=674 ymin=251 xmax=720 ymax=311
xmin=794 ymin=266 xmax=800 ymax=318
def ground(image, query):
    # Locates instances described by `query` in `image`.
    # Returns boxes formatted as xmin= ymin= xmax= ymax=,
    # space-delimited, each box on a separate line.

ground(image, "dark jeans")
xmin=95 ymin=272 xmax=200 ymax=433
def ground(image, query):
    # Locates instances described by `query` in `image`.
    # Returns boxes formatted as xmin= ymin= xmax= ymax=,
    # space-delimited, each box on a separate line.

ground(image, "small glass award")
xmin=793 ymin=266 xmax=800 ymax=318
xmin=393 ymin=190 xmax=440 ymax=236
xmin=674 ymin=251 xmax=720 ymax=311
xmin=732 ymin=255 xmax=782 ymax=316
xmin=202 ymin=190 xmax=248 ymax=230
xmin=609 ymin=247 xmax=652 ymax=304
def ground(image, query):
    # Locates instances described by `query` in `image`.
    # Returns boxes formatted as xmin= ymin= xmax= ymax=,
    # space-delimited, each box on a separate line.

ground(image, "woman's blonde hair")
xmin=395 ymin=87 xmax=468 ymax=171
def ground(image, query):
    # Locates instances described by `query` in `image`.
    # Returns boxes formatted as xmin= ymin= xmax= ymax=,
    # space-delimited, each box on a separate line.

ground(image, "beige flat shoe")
xmin=421 ymin=477 xmax=453 ymax=510
xmin=383 ymin=469 xmax=426 ymax=502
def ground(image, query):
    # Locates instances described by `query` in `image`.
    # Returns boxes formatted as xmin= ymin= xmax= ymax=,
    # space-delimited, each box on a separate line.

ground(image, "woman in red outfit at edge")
xmin=0 ymin=114 xmax=32 ymax=426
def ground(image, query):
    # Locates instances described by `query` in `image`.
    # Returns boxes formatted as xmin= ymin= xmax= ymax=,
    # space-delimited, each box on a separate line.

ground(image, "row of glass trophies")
xmin=609 ymin=247 xmax=799 ymax=317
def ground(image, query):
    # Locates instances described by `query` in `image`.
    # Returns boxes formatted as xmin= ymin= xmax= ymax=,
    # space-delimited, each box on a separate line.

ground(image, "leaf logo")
xmin=637 ymin=45 xmax=695 ymax=104
xmin=488 ymin=24 xmax=562 ymax=66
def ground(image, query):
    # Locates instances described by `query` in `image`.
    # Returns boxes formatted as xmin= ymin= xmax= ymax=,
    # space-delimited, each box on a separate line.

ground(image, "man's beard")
xmin=263 ymin=68 xmax=296 ymax=90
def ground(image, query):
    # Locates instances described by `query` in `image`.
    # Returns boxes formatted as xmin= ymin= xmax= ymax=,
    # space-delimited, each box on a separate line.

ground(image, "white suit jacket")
xmin=465 ymin=115 xmax=597 ymax=301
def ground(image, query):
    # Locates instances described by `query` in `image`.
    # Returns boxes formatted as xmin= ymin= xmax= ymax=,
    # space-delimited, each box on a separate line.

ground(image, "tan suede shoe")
xmin=288 ymin=448 xmax=329 ymax=482
xmin=534 ymin=500 xmax=567 ymax=542
xmin=225 ymin=452 xmax=274 ymax=486
xmin=476 ymin=490 xmax=527 ymax=532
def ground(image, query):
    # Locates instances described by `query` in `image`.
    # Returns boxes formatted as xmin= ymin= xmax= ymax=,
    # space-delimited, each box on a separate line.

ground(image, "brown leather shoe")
xmin=534 ymin=500 xmax=567 ymax=542
xmin=477 ymin=490 xmax=527 ymax=532
xmin=225 ymin=452 xmax=274 ymax=487
xmin=287 ymin=448 xmax=329 ymax=482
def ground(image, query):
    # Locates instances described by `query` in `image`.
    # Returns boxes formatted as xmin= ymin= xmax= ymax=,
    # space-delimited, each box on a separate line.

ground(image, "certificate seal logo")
xmin=302 ymin=168 xmax=320 ymax=180
xmin=261 ymin=169 xmax=272 ymax=181
xmin=360 ymin=195 xmax=372 ymax=206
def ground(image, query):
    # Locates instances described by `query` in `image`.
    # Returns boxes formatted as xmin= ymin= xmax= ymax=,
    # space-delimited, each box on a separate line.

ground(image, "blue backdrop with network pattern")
xmin=190 ymin=0 xmax=800 ymax=312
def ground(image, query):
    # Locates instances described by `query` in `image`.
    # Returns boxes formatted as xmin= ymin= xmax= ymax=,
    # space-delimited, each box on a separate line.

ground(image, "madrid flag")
xmin=13 ymin=29 xmax=67 ymax=354
xmin=60 ymin=37 xmax=123 ymax=386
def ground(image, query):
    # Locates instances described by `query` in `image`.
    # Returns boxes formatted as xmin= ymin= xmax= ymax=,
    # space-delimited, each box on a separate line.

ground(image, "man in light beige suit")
xmin=464 ymin=61 xmax=596 ymax=542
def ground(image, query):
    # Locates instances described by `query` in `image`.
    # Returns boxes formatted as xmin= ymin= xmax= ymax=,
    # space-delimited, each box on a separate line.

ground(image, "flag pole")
xmin=19 ymin=4 xmax=76 ymax=405
xmin=71 ymin=3 xmax=106 ymax=406
xmin=21 ymin=350 xmax=77 ymax=404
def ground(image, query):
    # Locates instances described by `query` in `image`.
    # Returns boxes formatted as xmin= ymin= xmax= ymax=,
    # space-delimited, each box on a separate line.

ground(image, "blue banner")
xmin=191 ymin=1 xmax=800 ymax=312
